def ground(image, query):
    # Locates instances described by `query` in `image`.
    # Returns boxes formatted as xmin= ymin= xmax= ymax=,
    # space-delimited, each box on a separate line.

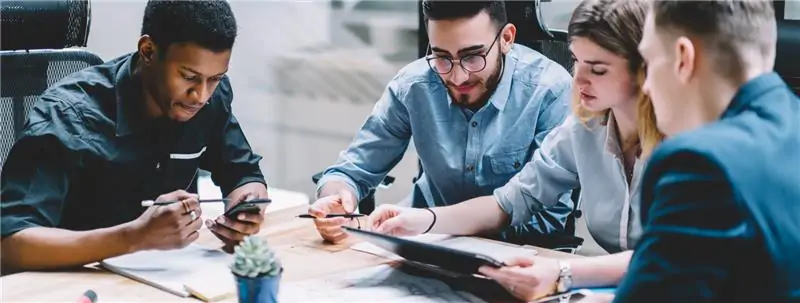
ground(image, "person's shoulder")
xmin=37 ymin=54 xmax=128 ymax=120
xmin=509 ymin=43 xmax=572 ymax=91
xmin=386 ymin=57 xmax=441 ymax=100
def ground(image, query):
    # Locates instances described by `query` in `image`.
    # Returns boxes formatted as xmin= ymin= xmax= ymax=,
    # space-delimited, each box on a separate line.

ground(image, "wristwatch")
xmin=555 ymin=260 xmax=573 ymax=293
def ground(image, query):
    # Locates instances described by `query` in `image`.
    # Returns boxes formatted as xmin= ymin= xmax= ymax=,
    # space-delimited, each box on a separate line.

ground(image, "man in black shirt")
xmin=0 ymin=0 xmax=267 ymax=272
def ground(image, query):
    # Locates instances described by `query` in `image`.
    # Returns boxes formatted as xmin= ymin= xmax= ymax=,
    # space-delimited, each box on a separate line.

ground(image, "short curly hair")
xmin=141 ymin=0 xmax=238 ymax=53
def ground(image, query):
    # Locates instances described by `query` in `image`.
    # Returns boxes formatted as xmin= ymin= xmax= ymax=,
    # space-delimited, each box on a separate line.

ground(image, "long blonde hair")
xmin=568 ymin=0 xmax=665 ymax=158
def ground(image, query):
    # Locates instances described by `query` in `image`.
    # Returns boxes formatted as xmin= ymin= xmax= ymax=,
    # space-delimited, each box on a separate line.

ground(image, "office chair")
xmin=774 ymin=1 xmax=800 ymax=94
xmin=0 ymin=0 xmax=103 ymax=174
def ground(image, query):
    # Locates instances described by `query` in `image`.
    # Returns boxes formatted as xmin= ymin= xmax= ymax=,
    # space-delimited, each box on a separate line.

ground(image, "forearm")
xmin=1 ymin=224 xmax=137 ymax=272
xmin=429 ymin=196 xmax=510 ymax=236
xmin=569 ymin=250 xmax=632 ymax=288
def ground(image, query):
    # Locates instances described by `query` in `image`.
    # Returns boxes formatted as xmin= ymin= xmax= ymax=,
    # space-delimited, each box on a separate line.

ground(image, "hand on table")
xmin=206 ymin=182 xmax=268 ymax=252
xmin=368 ymin=204 xmax=435 ymax=237
xmin=130 ymin=190 xmax=203 ymax=251
xmin=478 ymin=255 xmax=561 ymax=302
xmin=308 ymin=189 xmax=357 ymax=243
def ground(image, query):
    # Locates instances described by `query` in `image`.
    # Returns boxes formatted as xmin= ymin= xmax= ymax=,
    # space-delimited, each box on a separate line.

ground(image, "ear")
xmin=673 ymin=36 xmax=696 ymax=84
xmin=137 ymin=35 xmax=159 ymax=65
xmin=500 ymin=23 xmax=516 ymax=54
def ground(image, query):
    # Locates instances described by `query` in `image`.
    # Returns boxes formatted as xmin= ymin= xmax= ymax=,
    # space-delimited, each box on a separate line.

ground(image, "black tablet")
xmin=343 ymin=227 xmax=505 ymax=276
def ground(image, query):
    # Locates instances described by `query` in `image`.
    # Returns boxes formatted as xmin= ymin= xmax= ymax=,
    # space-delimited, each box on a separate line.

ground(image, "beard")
xmin=450 ymin=54 xmax=504 ymax=111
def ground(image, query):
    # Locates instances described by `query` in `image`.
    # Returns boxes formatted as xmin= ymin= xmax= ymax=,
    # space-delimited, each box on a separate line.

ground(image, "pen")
xmin=296 ymin=214 xmax=366 ymax=219
xmin=141 ymin=198 xmax=272 ymax=207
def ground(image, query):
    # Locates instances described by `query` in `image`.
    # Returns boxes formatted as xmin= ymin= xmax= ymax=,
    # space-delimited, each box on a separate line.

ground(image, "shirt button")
xmin=466 ymin=165 xmax=475 ymax=172
xmin=513 ymin=161 xmax=521 ymax=169
xmin=471 ymin=121 xmax=478 ymax=127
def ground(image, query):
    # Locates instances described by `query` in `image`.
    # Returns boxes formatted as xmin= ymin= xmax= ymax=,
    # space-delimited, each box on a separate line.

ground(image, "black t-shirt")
xmin=0 ymin=52 xmax=266 ymax=236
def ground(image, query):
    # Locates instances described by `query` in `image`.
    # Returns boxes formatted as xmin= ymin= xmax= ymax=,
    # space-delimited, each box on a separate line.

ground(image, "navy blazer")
xmin=615 ymin=72 xmax=800 ymax=302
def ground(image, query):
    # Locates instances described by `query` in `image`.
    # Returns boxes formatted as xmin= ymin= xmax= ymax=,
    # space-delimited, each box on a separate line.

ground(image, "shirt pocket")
xmin=480 ymin=148 xmax=529 ymax=187
xmin=164 ymin=147 xmax=206 ymax=191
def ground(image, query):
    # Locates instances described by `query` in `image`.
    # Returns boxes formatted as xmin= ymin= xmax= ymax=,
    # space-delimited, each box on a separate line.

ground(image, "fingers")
xmin=503 ymin=256 xmax=535 ymax=267
xmin=367 ymin=205 xmax=396 ymax=230
xmin=374 ymin=216 xmax=405 ymax=235
xmin=309 ymin=195 xmax=342 ymax=218
xmin=314 ymin=216 xmax=348 ymax=243
xmin=217 ymin=216 xmax=259 ymax=236
xmin=232 ymin=212 xmax=264 ymax=224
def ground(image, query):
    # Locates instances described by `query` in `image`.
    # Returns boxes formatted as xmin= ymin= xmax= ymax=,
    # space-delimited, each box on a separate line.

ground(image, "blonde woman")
xmin=367 ymin=0 xmax=662 ymax=301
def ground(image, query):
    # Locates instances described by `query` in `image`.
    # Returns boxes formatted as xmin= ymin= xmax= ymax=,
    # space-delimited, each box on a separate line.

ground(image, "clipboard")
xmin=343 ymin=227 xmax=505 ymax=276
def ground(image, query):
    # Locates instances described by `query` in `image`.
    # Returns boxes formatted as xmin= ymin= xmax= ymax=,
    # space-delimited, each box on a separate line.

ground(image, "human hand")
xmin=130 ymin=190 xmax=203 ymax=251
xmin=308 ymin=189 xmax=357 ymax=243
xmin=368 ymin=204 xmax=434 ymax=237
xmin=207 ymin=182 xmax=268 ymax=251
xmin=478 ymin=256 xmax=561 ymax=302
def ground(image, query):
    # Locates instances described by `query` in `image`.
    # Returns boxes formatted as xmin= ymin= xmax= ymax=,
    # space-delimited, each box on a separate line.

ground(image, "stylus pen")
xmin=296 ymin=214 xmax=366 ymax=219
xmin=141 ymin=198 xmax=272 ymax=207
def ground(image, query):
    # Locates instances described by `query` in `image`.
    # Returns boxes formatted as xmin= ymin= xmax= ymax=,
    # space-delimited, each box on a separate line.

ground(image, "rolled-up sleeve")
xmin=493 ymin=116 xmax=580 ymax=226
xmin=317 ymin=77 xmax=412 ymax=201
xmin=1 ymin=96 xmax=85 ymax=238
xmin=201 ymin=78 xmax=266 ymax=196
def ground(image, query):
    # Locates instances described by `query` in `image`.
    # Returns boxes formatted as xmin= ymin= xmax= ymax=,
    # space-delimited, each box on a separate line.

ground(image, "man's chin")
xmin=169 ymin=111 xmax=198 ymax=122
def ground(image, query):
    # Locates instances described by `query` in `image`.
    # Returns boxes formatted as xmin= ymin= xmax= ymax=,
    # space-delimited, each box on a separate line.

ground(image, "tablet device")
xmin=343 ymin=227 xmax=505 ymax=276
xmin=224 ymin=198 xmax=271 ymax=219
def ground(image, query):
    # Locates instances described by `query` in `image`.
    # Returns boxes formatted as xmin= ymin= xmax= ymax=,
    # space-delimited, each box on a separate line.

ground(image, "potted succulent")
xmin=230 ymin=236 xmax=283 ymax=303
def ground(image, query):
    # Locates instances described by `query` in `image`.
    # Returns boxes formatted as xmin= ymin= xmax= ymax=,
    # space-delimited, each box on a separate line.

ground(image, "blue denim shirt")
xmin=318 ymin=44 xmax=574 ymax=234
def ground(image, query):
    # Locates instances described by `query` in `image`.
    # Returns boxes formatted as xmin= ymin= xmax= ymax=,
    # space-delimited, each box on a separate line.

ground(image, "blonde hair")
xmin=568 ymin=0 xmax=665 ymax=158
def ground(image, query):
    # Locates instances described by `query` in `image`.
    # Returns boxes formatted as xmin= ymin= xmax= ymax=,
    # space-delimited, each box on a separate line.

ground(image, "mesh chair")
xmin=774 ymin=1 xmax=800 ymax=94
xmin=0 ymin=0 xmax=103 ymax=173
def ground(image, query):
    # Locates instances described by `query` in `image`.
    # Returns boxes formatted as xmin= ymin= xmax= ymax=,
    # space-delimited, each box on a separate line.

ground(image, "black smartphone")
xmin=223 ymin=198 xmax=272 ymax=219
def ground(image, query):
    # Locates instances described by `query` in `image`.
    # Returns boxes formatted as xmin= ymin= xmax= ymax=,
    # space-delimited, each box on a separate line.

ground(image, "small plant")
xmin=230 ymin=236 xmax=282 ymax=279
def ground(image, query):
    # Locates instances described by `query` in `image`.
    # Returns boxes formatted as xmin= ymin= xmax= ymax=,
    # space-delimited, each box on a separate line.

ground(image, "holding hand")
xmin=130 ymin=190 xmax=203 ymax=251
xmin=368 ymin=204 xmax=434 ymax=237
xmin=207 ymin=182 xmax=268 ymax=251
xmin=478 ymin=256 xmax=561 ymax=302
xmin=308 ymin=189 xmax=357 ymax=243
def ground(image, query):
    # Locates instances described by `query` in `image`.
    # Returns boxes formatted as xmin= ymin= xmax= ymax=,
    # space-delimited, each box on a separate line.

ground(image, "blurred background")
xmin=86 ymin=0 xmax=581 ymax=203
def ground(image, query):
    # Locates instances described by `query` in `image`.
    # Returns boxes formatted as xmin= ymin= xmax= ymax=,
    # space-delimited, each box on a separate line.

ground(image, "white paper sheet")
xmin=279 ymin=264 xmax=487 ymax=302
xmin=100 ymin=244 xmax=233 ymax=297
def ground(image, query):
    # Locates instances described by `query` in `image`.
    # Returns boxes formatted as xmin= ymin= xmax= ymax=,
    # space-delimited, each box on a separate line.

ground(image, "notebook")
xmin=100 ymin=244 xmax=236 ymax=302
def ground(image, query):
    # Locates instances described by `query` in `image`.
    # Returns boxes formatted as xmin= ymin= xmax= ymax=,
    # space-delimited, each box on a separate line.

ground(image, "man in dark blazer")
xmin=615 ymin=1 xmax=800 ymax=302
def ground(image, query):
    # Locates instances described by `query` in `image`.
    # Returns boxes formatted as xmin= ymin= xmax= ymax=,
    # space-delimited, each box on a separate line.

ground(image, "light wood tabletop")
xmin=0 ymin=203 xmax=581 ymax=302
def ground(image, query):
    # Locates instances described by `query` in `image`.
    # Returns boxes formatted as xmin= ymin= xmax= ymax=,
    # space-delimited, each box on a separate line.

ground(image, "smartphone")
xmin=223 ymin=198 xmax=272 ymax=219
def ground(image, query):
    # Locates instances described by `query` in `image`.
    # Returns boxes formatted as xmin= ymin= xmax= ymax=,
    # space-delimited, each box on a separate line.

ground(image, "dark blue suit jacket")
xmin=615 ymin=72 xmax=800 ymax=302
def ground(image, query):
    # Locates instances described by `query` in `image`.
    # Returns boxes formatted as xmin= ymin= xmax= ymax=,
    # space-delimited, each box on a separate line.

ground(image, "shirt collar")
xmin=724 ymin=72 xmax=785 ymax=119
xmin=115 ymin=53 xmax=149 ymax=137
xmin=487 ymin=51 xmax=516 ymax=112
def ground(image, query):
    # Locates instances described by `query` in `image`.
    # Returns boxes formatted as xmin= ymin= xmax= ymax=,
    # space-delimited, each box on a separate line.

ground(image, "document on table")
xmin=350 ymin=234 xmax=537 ymax=263
xmin=279 ymin=264 xmax=487 ymax=302
xmin=100 ymin=244 xmax=235 ymax=301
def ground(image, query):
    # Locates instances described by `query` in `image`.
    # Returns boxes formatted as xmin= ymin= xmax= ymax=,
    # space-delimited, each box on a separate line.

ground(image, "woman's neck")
xmin=611 ymin=100 xmax=639 ymax=152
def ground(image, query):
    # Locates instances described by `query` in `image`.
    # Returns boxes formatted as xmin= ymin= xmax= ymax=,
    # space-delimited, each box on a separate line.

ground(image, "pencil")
xmin=141 ymin=198 xmax=272 ymax=207
xmin=296 ymin=214 xmax=366 ymax=219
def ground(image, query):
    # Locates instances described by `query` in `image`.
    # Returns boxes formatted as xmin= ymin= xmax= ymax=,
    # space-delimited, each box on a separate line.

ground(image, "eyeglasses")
xmin=425 ymin=27 xmax=505 ymax=74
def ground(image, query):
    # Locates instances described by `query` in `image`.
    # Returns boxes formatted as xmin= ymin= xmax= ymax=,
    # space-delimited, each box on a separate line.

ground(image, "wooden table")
xmin=0 ymin=204 xmax=581 ymax=302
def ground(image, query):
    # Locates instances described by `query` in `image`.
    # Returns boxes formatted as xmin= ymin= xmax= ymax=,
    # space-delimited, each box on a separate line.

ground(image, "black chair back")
xmin=0 ymin=0 xmax=103 ymax=172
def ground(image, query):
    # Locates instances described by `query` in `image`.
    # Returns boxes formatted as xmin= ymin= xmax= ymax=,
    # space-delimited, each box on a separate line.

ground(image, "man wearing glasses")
xmin=309 ymin=0 xmax=573 ymax=243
